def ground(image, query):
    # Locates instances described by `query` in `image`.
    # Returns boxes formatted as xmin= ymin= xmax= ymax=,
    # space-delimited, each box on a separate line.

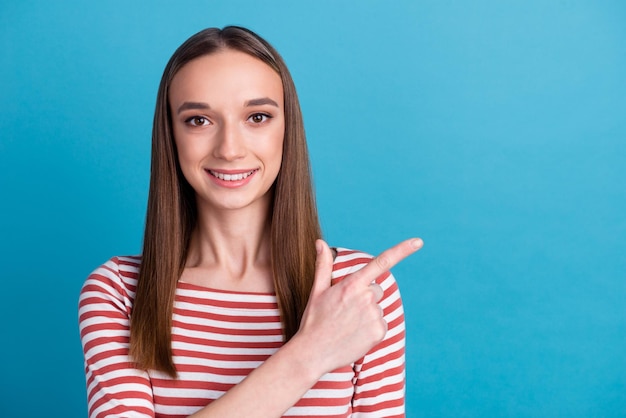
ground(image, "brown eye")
xmin=249 ymin=113 xmax=269 ymax=124
xmin=185 ymin=116 xmax=209 ymax=126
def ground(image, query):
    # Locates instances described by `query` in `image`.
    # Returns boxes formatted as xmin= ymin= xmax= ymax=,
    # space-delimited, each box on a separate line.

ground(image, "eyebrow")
xmin=245 ymin=97 xmax=279 ymax=107
xmin=176 ymin=97 xmax=279 ymax=115
xmin=177 ymin=102 xmax=210 ymax=114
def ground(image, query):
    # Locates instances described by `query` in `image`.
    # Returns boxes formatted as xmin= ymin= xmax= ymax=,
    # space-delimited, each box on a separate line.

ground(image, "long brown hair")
xmin=130 ymin=26 xmax=322 ymax=377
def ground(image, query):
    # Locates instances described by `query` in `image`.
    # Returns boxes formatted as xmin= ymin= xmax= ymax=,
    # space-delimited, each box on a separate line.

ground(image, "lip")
xmin=205 ymin=168 xmax=258 ymax=188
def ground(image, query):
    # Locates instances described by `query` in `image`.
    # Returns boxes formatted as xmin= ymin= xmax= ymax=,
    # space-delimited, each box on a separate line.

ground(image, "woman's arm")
xmin=80 ymin=239 xmax=422 ymax=418
xmin=79 ymin=257 xmax=155 ymax=418
xmin=190 ymin=238 xmax=420 ymax=418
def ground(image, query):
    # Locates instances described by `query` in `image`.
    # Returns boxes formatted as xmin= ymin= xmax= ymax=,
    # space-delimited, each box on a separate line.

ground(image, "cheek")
xmin=174 ymin=141 xmax=193 ymax=172
xmin=267 ymin=123 xmax=285 ymax=165
xmin=264 ymin=135 xmax=284 ymax=172
xmin=174 ymin=132 xmax=205 ymax=164
xmin=173 ymin=136 xmax=205 ymax=184
xmin=175 ymin=149 xmax=196 ymax=186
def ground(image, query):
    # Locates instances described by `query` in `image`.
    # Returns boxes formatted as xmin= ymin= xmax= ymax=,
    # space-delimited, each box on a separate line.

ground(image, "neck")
xmin=184 ymin=195 xmax=273 ymax=288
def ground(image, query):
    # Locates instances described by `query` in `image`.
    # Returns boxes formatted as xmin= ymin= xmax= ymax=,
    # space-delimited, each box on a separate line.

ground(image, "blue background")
xmin=1 ymin=1 xmax=624 ymax=416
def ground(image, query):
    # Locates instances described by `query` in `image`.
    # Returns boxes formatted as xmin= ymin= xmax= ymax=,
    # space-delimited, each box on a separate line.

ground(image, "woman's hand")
xmin=187 ymin=238 xmax=422 ymax=418
xmin=295 ymin=238 xmax=423 ymax=376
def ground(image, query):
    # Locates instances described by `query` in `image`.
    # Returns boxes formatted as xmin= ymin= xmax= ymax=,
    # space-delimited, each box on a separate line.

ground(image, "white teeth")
xmin=209 ymin=170 xmax=255 ymax=181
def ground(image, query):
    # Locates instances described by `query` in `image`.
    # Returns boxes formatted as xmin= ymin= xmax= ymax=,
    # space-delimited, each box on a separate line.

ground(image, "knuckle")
xmin=372 ymin=320 xmax=387 ymax=343
xmin=371 ymin=283 xmax=383 ymax=300
xmin=375 ymin=254 xmax=390 ymax=270
xmin=378 ymin=321 xmax=388 ymax=340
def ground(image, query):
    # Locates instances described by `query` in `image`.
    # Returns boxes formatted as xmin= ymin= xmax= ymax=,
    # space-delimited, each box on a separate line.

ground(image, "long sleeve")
xmin=80 ymin=251 xmax=406 ymax=418
xmin=78 ymin=256 xmax=155 ymax=418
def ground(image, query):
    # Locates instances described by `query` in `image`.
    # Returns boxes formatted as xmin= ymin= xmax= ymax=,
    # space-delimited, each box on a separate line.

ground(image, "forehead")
xmin=169 ymin=49 xmax=284 ymax=107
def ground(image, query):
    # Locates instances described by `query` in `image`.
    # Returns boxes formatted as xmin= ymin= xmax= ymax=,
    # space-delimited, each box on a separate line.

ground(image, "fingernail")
xmin=410 ymin=238 xmax=423 ymax=249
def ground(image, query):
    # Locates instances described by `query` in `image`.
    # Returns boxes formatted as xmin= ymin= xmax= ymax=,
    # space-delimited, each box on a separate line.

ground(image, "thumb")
xmin=310 ymin=239 xmax=333 ymax=300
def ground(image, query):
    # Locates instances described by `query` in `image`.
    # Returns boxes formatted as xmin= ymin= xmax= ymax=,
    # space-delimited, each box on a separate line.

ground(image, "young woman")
xmin=79 ymin=26 xmax=422 ymax=418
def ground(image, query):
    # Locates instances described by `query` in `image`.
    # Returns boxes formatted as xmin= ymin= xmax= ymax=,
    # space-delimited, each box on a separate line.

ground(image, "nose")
xmin=213 ymin=120 xmax=246 ymax=161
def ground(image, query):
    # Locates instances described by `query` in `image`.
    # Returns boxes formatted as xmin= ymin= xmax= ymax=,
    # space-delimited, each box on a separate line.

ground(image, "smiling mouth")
xmin=207 ymin=169 xmax=258 ymax=181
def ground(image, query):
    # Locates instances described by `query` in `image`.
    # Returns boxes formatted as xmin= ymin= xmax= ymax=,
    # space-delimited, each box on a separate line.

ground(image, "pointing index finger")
xmin=353 ymin=238 xmax=423 ymax=285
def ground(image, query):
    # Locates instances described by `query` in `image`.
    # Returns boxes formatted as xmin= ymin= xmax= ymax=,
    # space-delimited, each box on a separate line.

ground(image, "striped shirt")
xmin=79 ymin=248 xmax=406 ymax=417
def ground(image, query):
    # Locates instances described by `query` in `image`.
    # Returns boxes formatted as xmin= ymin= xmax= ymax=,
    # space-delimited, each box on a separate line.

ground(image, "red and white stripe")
xmin=79 ymin=249 xmax=405 ymax=418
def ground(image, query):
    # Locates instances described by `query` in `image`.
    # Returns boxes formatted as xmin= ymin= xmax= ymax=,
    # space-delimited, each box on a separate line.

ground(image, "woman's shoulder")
xmin=331 ymin=247 xmax=374 ymax=282
xmin=332 ymin=247 xmax=373 ymax=267
xmin=80 ymin=255 xmax=142 ymax=304
xmin=331 ymin=246 xmax=399 ymax=289
xmin=78 ymin=256 xmax=142 ymax=349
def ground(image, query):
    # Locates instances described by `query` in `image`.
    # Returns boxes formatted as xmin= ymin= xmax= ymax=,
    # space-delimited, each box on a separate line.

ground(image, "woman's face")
xmin=169 ymin=49 xmax=285 ymax=215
